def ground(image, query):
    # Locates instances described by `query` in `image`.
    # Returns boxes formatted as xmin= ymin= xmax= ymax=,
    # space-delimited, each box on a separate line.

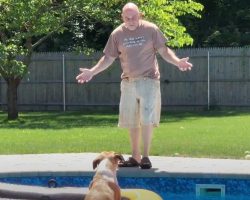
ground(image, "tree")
xmin=0 ymin=0 xmax=203 ymax=120
xmin=0 ymin=0 xmax=120 ymax=119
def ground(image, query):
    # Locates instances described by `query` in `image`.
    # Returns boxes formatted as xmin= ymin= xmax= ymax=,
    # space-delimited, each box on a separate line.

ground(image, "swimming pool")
xmin=0 ymin=176 xmax=250 ymax=200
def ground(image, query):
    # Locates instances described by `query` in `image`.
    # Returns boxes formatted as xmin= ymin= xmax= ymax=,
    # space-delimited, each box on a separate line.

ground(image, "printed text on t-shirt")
xmin=123 ymin=36 xmax=146 ymax=48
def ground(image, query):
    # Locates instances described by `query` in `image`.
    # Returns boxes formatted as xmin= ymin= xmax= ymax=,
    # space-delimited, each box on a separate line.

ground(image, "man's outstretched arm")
xmin=76 ymin=55 xmax=116 ymax=84
xmin=158 ymin=47 xmax=193 ymax=71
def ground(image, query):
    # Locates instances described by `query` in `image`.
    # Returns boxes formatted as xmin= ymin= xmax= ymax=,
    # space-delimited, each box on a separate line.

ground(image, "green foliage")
xmin=0 ymin=0 xmax=120 ymax=78
xmin=37 ymin=0 xmax=204 ymax=51
xmin=135 ymin=0 xmax=204 ymax=47
xmin=0 ymin=43 xmax=27 ymax=78
xmin=181 ymin=0 xmax=250 ymax=47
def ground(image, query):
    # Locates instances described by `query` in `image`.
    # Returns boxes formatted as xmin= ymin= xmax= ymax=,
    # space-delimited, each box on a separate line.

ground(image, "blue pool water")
xmin=0 ymin=176 xmax=250 ymax=200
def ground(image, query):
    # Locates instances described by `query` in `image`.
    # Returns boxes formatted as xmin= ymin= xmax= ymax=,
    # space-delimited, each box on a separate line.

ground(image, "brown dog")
xmin=85 ymin=151 xmax=125 ymax=200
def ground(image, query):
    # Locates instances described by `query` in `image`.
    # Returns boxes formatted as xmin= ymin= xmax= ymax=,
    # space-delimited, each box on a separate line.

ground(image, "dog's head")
xmin=92 ymin=151 xmax=125 ymax=170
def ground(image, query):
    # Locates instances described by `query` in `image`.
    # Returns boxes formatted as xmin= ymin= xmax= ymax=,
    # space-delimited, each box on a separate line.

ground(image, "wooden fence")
xmin=0 ymin=47 xmax=250 ymax=111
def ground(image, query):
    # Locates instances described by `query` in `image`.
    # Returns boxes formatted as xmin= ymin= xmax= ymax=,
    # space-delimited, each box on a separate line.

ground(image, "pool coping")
xmin=0 ymin=153 xmax=250 ymax=179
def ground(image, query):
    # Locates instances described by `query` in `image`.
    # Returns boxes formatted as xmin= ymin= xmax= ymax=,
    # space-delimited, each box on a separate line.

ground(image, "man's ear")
xmin=139 ymin=12 xmax=144 ymax=19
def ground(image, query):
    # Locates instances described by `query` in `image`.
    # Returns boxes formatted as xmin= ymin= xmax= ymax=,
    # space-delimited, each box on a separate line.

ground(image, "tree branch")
xmin=31 ymin=14 xmax=75 ymax=50
xmin=32 ymin=30 xmax=56 ymax=50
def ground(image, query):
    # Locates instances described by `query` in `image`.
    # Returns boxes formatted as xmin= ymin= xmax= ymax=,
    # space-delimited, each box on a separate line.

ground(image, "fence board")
xmin=0 ymin=47 xmax=250 ymax=111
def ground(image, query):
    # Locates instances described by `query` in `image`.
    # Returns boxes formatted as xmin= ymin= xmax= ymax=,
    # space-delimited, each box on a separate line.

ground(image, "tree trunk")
xmin=7 ymin=77 xmax=21 ymax=120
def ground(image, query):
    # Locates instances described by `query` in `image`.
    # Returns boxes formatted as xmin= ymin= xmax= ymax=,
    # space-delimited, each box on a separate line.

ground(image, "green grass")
xmin=0 ymin=110 xmax=250 ymax=159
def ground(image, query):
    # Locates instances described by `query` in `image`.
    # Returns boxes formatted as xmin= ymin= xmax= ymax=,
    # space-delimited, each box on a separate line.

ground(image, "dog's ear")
xmin=114 ymin=153 xmax=125 ymax=162
xmin=93 ymin=154 xmax=105 ymax=169
xmin=92 ymin=158 xmax=101 ymax=169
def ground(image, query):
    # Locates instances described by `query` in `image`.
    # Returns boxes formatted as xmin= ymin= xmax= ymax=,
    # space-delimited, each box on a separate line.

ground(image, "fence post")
xmin=62 ymin=54 xmax=66 ymax=111
xmin=207 ymin=51 xmax=210 ymax=110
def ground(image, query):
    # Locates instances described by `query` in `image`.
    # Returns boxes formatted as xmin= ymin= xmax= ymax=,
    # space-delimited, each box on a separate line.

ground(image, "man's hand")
xmin=76 ymin=55 xmax=115 ymax=84
xmin=76 ymin=68 xmax=94 ymax=84
xmin=158 ymin=47 xmax=193 ymax=72
xmin=177 ymin=57 xmax=193 ymax=71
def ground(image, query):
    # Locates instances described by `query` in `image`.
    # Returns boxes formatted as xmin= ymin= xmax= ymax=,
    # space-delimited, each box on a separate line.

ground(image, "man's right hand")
xmin=76 ymin=68 xmax=94 ymax=84
xmin=76 ymin=55 xmax=115 ymax=84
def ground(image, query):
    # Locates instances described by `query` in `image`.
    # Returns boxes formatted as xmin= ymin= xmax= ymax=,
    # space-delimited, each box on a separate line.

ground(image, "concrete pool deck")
xmin=0 ymin=153 xmax=250 ymax=179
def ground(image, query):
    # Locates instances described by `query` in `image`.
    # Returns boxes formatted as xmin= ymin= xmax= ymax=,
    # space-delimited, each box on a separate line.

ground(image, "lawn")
xmin=0 ymin=110 xmax=250 ymax=159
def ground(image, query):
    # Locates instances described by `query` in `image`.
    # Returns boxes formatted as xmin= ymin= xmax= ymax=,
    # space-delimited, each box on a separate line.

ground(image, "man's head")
xmin=121 ymin=2 xmax=140 ymax=31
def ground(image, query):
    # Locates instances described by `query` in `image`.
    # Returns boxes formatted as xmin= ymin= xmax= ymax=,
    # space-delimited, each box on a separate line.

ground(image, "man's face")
xmin=122 ymin=9 xmax=140 ymax=31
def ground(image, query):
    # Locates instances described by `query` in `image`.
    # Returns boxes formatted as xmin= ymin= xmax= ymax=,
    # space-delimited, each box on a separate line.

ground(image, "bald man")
xmin=76 ymin=2 xmax=192 ymax=169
